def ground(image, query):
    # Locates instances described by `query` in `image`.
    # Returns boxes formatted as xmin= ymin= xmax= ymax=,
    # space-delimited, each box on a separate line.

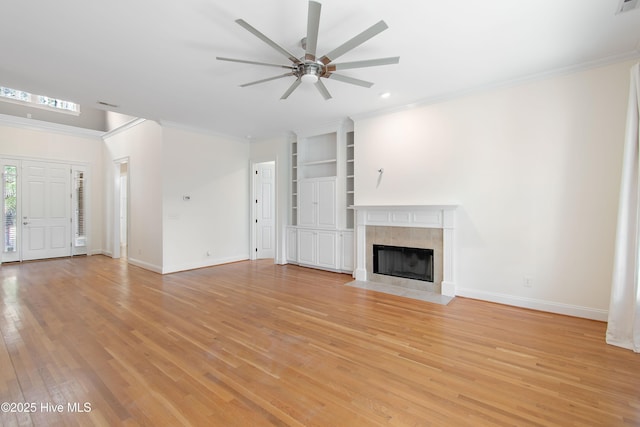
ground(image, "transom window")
xmin=0 ymin=85 xmax=80 ymax=114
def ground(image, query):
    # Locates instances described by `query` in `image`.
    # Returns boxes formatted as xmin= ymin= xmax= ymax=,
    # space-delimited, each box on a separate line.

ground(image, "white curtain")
xmin=607 ymin=63 xmax=640 ymax=352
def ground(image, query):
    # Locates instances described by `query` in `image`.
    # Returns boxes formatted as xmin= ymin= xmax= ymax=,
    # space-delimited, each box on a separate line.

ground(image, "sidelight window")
xmin=3 ymin=165 xmax=17 ymax=253
xmin=72 ymin=168 xmax=87 ymax=253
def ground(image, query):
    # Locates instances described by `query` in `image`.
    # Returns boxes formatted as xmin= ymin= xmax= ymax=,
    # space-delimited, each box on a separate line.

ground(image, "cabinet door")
xmin=317 ymin=178 xmax=336 ymax=228
xmin=341 ymin=231 xmax=354 ymax=272
xmin=298 ymin=180 xmax=317 ymax=227
xmin=286 ymin=227 xmax=297 ymax=262
xmin=297 ymin=229 xmax=316 ymax=265
xmin=317 ymin=231 xmax=338 ymax=269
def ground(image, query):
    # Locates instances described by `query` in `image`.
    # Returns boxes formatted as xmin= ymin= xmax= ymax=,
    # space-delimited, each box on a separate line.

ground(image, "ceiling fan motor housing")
xmin=299 ymin=62 xmax=324 ymax=83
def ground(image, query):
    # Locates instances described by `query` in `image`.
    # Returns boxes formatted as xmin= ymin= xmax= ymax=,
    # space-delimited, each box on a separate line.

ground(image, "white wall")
xmin=105 ymin=111 xmax=140 ymax=132
xmin=249 ymin=134 xmax=292 ymax=264
xmin=103 ymin=120 xmax=163 ymax=271
xmin=354 ymin=60 xmax=635 ymax=319
xmin=161 ymin=126 xmax=250 ymax=273
xmin=0 ymin=121 xmax=104 ymax=254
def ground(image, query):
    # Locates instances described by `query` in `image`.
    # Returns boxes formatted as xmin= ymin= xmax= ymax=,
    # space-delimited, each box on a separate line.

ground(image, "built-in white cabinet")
xmin=298 ymin=177 xmax=336 ymax=229
xmin=317 ymin=230 xmax=339 ymax=269
xmin=288 ymin=119 xmax=355 ymax=275
xmin=297 ymin=229 xmax=340 ymax=271
xmin=297 ymin=229 xmax=317 ymax=266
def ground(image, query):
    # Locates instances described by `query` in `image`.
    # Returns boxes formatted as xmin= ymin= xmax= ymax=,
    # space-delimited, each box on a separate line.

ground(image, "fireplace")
xmin=373 ymin=245 xmax=434 ymax=282
xmin=353 ymin=205 xmax=457 ymax=297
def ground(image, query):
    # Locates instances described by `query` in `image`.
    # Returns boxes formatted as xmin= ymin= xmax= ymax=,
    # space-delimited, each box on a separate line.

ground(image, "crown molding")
xmin=0 ymin=113 xmax=104 ymax=139
xmin=102 ymin=117 xmax=147 ymax=139
xmin=351 ymin=51 xmax=640 ymax=123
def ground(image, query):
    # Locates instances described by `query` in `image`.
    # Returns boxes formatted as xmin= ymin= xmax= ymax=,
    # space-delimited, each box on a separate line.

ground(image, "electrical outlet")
xmin=523 ymin=276 xmax=533 ymax=288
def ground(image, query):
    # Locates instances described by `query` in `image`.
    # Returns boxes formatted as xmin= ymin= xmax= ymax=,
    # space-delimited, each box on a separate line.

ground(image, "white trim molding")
xmin=0 ymin=113 xmax=104 ymax=139
xmin=456 ymin=288 xmax=608 ymax=321
xmin=352 ymin=204 xmax=458 ymax=297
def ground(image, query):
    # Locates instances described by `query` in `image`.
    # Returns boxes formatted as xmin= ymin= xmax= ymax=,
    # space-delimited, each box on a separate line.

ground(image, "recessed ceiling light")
xmin=380 ymin=92 xmax=391 ymax=99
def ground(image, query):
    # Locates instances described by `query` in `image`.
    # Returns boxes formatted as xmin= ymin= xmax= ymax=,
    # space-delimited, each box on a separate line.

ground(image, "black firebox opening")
xmin=373 ymin=244 xmax=434 ymax=282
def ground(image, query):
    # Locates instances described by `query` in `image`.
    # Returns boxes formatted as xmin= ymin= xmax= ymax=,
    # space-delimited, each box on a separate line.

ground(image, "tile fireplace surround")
xmin=353 ymin=205 xmax=457 ymax=297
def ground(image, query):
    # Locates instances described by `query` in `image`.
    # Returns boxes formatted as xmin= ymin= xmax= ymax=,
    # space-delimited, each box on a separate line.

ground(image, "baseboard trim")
xmin=127 ymin=257 xmax=163 ymax=274
xmin=441 ymin=281 xmax=456 ymax=298
xmin=161 ymin=255 xmax=249 ymax=274
xmin=455 ymin=288 xmax=608 ymax=321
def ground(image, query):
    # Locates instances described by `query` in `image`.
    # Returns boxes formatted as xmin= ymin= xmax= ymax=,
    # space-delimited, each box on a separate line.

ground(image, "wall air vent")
xmin=617 ymin=0 xmax=640 ymax=14
xmin=97 ymin=101 xmax=119 ymax=108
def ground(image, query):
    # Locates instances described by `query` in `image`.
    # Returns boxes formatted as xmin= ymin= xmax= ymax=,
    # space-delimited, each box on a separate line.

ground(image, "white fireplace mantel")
xmin=352 ymin=205 xmax=457 ymax=297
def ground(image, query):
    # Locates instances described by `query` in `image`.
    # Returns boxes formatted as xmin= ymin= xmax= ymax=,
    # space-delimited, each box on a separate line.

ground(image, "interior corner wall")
xmin=354 ymin=60 xmax=635 ymax=319
xmin=249 ymin=134 xmax=292 ymax=264
xmin=0 ymin=123 xmax=104 ymax=255
xmin=103 ymin=120 xmax=163 ymax=272
xmin=161 ymin=126 xmax=250 ymax=273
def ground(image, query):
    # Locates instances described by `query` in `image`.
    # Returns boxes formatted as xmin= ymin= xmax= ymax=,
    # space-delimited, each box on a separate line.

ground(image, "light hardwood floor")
xmin=0 ymin=256 xmax=638 ymax=426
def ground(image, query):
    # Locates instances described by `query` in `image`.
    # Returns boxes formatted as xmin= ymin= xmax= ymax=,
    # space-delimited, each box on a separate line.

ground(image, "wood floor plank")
xmin=1 ymin=256 xmax=639 ymax=426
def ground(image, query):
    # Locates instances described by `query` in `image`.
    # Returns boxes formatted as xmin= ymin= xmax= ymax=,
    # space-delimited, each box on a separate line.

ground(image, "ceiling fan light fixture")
xmin=301 ymin=73 xmax=319 ymax=84
xmin=300 ymin=62 xmax=322 ymax=84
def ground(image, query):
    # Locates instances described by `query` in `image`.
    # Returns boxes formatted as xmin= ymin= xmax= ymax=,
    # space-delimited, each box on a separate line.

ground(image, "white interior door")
xmin=22 ymin=161 xmax=71 ymax=260
xmin=255 ymin=161 xmax=275 ymax=259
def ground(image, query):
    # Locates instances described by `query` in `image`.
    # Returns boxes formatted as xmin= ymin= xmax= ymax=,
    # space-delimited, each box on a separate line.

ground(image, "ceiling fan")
xmin=216 ymin=1 xmax=399 ymax=100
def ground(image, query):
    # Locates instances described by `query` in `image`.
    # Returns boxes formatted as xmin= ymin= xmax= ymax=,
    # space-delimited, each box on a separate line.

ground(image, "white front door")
xmin=22 ymin=161 xmax=71 ymax=260
xmin=255 ymin=161 xmax=275 ymax=259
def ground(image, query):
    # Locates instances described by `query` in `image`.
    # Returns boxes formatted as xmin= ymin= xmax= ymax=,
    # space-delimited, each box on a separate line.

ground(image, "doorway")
xmin=252 ymin=161 xmax=276 ymax=260
xmin=1 ymin=158 xmax=88 ymax=262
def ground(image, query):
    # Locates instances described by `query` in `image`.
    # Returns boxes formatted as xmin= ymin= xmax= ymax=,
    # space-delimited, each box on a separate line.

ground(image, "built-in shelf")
xmin=346 ymin=130 xmax=355 ymax=230
xmin=287 ymin=121 xmax=355 ymax=273
xmin=301 ymin=159 xmax=337 ymax=166
xmin=291 ymin=140 xmax=298 ymax=226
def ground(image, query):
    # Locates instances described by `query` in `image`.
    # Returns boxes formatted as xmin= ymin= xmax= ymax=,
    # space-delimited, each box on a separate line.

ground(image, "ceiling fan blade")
xmin=235 ymin=19 xmax=302 ymax=65
xmin=281 ymin=79 xmax=302 ymax=99
xmin=240 ymin=73 xmax=295 ymax=87
xmin=217 ymin=57 xmax=295 ymax=70
xmin=319 ymin=20 xmax=388 ymax=65
xmin=305 ymin=1 xmax=322 ymax=61
xmin=325 ymin=73 xmax=374 ymax=88
xmin=327 ymin=56 xmax=400 ymax=71
xmin=315 ymin=79 xmax=332 ymax=100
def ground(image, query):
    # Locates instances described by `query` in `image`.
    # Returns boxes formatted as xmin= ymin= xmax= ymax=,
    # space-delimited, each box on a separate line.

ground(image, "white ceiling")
xmin=2 ymin=0 xmax=640 ymax=139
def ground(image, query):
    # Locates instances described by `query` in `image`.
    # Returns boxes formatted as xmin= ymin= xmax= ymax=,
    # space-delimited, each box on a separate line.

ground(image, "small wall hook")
xmin=378 ymin=168 xmax=384 ymax=173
